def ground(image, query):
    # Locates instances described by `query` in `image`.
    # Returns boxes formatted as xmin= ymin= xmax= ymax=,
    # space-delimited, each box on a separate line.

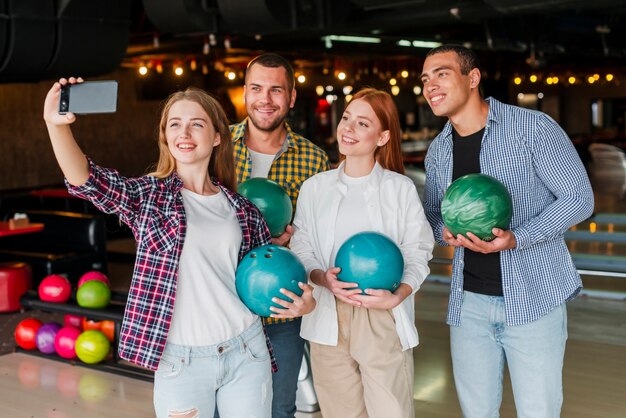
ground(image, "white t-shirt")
xmin=248 ymin=148 xmax=275 ymax=178
xmin=167 ymin=188 xmax=256 ymax=346
xmin=330 ymin=170 xmax=372 ymax=265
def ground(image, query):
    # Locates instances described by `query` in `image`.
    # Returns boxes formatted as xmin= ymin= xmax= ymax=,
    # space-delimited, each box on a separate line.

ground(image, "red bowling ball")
xmin=38 ymin=274 xmax=72 ymax=303
xmin=14 ymin=318 xmax=43 ymax=350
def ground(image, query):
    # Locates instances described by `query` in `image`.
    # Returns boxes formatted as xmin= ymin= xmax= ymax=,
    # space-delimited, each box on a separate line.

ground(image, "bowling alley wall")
xmin=2 ymin=66 xmax=626 ymax=192
xmin=0 ymin=69 xmax=160 ymax=191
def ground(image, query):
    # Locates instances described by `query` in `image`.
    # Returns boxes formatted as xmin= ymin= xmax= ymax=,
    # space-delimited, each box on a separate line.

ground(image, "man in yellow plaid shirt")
xmin=231 ymin=53 xmax=330 ymax=418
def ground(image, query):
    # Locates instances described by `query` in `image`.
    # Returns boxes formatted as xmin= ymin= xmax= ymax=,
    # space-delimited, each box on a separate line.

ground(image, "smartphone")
xmin=58 ymin=80 xmax=118 ymax=115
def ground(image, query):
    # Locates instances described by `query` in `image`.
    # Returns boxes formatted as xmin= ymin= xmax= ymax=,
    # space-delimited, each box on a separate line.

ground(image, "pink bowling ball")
xmin=77 ymin=271 xmax=110 ymax=288
xmin=38 ymin=275 xmax=72 ymax=303
xmin=54 ymin=326 xmax=82 ymax=359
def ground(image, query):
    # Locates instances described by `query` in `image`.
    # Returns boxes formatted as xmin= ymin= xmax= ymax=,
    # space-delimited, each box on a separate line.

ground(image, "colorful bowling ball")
xmin=236 ymin=244 xmax=306 ymax=317
xmin=64 ymin=313 xmax=84 ymax=329
xmin=77 ymin=271 xmax=110 ymax=288
xmin=75 ymin=330 xmax=111 ymax=364
xmin=38 ymin=274 xmax=72 ymax=303
xmin=35 ymin=322 xmax=62 ymax=354
xmin=82 ymin=317 xmax=101 ymax=331
xmin=238 ymin=177 xmax=293 ymax=237
xmin=441 ymin=173 xmax=513 ymax=241
xmin=335 ymin=232 xmax=404 ymax=292
xmin=76 ymin=280 xmax=111 ymax=309
xmin=100 ymin=320 xmax=115 ymax=342
xmin=14 ymin=318 xmax=43 ymax=350
xmin=54 ymin=326 xmax=82 ymax=359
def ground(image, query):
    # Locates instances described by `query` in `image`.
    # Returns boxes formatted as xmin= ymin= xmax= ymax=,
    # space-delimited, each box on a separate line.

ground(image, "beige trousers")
xmin=310 ymin=300 xmax=414 ymax=418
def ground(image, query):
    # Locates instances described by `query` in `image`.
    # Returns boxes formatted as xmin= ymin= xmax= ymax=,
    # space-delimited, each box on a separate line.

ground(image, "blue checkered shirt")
xmin=66 ymin=159 xmax=272 ymax=370
xmin=424 ymin=98 xmax=594 ymax=326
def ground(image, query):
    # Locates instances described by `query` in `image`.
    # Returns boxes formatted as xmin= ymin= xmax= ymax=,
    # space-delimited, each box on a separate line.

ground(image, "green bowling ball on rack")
xmin=238 ymin=177 xmax=292 ymax=237
xmin=441 ymin=173 xmax=513 ymax=241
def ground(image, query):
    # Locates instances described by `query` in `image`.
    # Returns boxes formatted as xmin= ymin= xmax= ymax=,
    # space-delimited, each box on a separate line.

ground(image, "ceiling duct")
xmin=142 ymin=0 xmax=219 ymax=34
xmin=217 ymin=0 xmax=348 ymax=34
xmin=44 ymin=0 xmax=132 ymax=78
xmin=144 ymin=0 xmax=347 ymax=36
xmin=0 ymin=0 xmax=56 ymax=81
xmin=482 ymin=0 xmax=625 ymax=13
xmin=0 ymin=1 xmax=8 ymax=65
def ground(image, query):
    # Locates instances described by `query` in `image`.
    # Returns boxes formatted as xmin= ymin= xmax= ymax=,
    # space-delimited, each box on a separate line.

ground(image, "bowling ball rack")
xmin=17 ymin=291 xmax=153 ymax=381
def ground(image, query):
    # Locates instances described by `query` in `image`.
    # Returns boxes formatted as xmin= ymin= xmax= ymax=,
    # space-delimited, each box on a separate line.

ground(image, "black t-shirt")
xmin=452 ymin=127 xmax=503 ymax=296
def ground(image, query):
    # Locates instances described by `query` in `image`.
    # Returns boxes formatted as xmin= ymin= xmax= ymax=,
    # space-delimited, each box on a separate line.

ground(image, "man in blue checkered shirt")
xmin=421 ymin=45 xmax=594 ymax=417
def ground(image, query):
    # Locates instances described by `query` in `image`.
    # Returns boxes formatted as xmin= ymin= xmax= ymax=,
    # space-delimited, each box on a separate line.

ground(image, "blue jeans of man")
xmin=265 ymin=317 xmax=306 ymax=418
xmin=450 ymin=291 xmax=568 ymax=418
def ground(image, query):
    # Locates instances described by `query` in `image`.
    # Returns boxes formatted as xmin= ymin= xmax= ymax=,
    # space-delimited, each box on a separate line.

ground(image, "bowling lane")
xmin=0 ymin=353 xmax=154 ymax=417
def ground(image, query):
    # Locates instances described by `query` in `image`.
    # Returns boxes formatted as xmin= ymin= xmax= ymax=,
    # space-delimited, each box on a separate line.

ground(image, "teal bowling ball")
xmin=238 ymin=178 xmax=293 ymax=237
xmin=335 ymin=232 xmax=404 ymax=293
xmin=236 ymin=244 xmax=306 ymax=317
xmin=441 ymin=173 xmax=513 ymax=241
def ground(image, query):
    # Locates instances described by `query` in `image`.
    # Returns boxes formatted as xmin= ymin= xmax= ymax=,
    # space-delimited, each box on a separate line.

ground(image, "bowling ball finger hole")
xmin=250 ymin=253 xmax=257 ymax=258
xmin=264 ymin=254 xmax=272 ymax=258
xmin=267 ymin=248 xmax=274 ymax=252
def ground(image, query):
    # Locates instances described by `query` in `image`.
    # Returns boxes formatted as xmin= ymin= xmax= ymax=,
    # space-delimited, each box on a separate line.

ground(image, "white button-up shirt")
xmin=291 ymin=162 xmax=435 ymax=350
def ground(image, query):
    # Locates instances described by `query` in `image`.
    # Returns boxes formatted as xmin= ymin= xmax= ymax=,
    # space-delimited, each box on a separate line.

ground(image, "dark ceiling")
xmin=127 ymin=0 xmax=626 ymax=71
xmin=2 ymin=0 xmax=626 ymax=83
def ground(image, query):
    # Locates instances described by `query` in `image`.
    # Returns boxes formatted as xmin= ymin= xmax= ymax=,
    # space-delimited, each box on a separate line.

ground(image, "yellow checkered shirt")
xmin=232 ymin=118 xmax=330 ymax=324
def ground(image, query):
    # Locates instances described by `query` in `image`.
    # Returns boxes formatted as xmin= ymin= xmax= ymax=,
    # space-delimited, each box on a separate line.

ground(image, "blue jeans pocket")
xmin=245 ymin=329 xmax=270 ymax=362
xmin=155 ymin=352 xmax=184 ymax=379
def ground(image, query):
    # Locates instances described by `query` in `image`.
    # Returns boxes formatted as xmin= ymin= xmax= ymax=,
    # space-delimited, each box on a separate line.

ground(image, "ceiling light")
xmin=397 ymin=40 xmax=442 ymax=49
xmin=321 ymin=35 xmax=382 ymax=46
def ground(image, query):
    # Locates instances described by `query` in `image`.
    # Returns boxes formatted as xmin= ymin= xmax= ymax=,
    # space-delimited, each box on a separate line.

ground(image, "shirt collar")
xmin=440 ymin=96 xmax=501 ymax=139
xmin=334 ymin=160 xmax=384 ymax=192
xmin=233 ymin=118 xmax=299 ymax=151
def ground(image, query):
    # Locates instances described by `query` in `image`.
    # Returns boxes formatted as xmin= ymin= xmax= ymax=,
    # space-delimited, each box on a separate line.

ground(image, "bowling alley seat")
xmin=0 ymin=210 xmax=107 ymax=286
xmin=0 ymin=262 xmax=31 ymax=312
xmin=588 ymin=143 xmax=626 ymax=178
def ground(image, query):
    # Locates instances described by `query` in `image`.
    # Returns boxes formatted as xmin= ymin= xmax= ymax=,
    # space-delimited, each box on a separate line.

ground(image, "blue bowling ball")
xmin=335 ymin=231 xmax=404 ymax=293
xmin=236 ymin=244 xmax=307 ymax=317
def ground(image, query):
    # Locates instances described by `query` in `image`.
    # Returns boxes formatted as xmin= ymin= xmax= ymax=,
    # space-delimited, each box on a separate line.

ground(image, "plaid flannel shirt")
xmin=231 ymin=119 xmax=330 ymax=324
xmin=67 ymin=159 xmax=274 ymax=371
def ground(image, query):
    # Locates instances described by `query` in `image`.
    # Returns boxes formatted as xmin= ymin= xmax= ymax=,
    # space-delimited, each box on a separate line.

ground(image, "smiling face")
xmin=420 ymin=51 xmax=480 ymax=119
xmin=165 ymin=99 xmax=220 ymax=168
xmin=244 ymin=64 xmax=296 ymax=132
xmin=336 ymin=98 xmax=390 ymax=159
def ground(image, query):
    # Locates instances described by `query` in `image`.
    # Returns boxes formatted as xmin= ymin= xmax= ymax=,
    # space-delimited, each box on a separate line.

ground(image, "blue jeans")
xmin=451 ymin=291 xmax=567 ymax=418
xmin=154 ymin=319 xmax=272 ymax=418
xmin=265 ymin=318 xmax=306 ymax=418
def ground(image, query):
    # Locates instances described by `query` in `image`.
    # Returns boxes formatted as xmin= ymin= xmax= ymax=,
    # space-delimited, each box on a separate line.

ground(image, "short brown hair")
xmin=246 ymin=53 xmax=295 ymax=91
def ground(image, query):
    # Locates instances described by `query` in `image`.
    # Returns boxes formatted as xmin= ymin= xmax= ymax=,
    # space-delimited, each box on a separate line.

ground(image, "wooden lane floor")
xmin=0 ymin=353 xmax=154 ymax=417
xmin=1 ymin=281 xmax=624 ymax=418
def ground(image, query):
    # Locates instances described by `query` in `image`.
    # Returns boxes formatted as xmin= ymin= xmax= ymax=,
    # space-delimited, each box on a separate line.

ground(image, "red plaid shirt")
xmin=67 ymin=160 xmax=272 ymax=371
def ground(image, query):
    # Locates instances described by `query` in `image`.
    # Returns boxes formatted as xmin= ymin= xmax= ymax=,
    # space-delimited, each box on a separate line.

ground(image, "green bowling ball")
xmin=441 ymin=173 xmax=513 ymax=241
xmin=239 ymin=177 xmax=293 ymax=237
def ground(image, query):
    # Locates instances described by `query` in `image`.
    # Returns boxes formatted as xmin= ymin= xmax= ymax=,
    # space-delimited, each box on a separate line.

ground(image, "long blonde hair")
xmin=148 ymin=87 xmax=237 ymax=191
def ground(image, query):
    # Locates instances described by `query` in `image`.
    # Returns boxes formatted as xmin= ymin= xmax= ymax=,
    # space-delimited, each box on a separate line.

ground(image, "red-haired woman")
xmin=290 ymin=88 xmax=435 ymax=417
